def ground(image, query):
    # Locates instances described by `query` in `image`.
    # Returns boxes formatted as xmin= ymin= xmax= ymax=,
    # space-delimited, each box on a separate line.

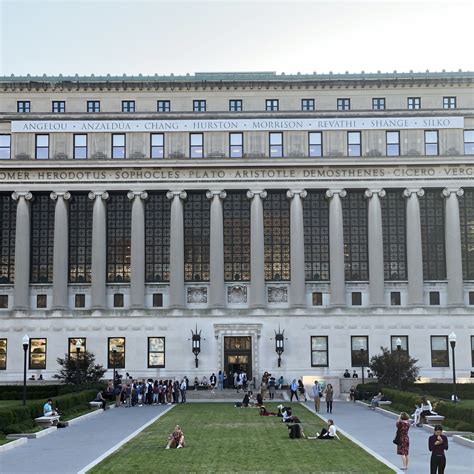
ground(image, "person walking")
xmin=290 ymin=379 xmax=299 ymax=401
xmin=429 ymin=425 xmax=448 ymax=474
xmin=395 ymin=412 xmax=411 ymax=470
xmin=324 ymin=383 xmax=334 ymax=414
xmin=210 ymin=373 xmax=217 ymax=393
xmin=312 ymin=380 xmax=322 ymax=412
xmin=218 ymin=370 xmax=224 ymax=390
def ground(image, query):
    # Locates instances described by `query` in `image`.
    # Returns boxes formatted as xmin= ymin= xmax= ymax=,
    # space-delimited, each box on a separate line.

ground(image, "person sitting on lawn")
xmin=256 ymin=393 xmax=264 ymax=406
xmin=166 ymin=425 xmax=185 ymax=449
xmin=281 ymin=406 xmax=301 ymax=424
xmin=307 ymin=419 xmax=340 ymax=440
xmin=43 ymin=398 xmax=58 ymax=416
xmin=242 ymin=392 xmax=250 ymax=407
xmin=370 ymin=392 xmax=384 ymax=409
xmin=259 ymin=405 xmax=278 ymax=416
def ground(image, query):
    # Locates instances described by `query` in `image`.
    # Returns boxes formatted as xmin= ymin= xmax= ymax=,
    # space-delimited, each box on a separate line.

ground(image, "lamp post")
xmin=360 ymin=345 xmax=365 ymax=385
xmin=22 ymin=334 xmax=29 ymax=406
xmin=449 ymin=332 xmax=457 ymax=403
xmin=274 ymin=327 xmax=285 ymax=368
xmin=112 ymin=344 xmax=117 ymax=388
xmin=396 ymin=337 xmax=402 ymax=390
xmin=75 ymin=340 xmax=82 ymax=386
xmin=191 ymin=326 xmax=201 ymax=368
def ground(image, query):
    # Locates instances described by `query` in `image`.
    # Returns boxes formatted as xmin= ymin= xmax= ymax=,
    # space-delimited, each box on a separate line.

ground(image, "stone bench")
xmin=89 ymin=401 xmax=103 ymax=409
xmin=425 ymin=415 xmax=445 ymax=424
xmin=34 ymin=415 xmax=60 ymax=428
xmin=378 ymin=401 xmax=392 ymax=405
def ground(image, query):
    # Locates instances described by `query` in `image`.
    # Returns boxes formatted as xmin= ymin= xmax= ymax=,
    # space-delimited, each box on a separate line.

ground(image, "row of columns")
xmin=11 ymin=187 xmax=465 ymax=311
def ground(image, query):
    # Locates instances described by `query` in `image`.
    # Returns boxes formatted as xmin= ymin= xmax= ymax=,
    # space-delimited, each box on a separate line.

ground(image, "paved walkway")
xmin=0 ymin=405 xmax=172 ymax=474
xmin=304 ymin=400 xmax=473 ymax=473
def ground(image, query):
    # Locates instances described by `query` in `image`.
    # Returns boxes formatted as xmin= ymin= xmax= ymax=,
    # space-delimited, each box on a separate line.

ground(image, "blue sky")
xmin=1 ymin=0 xmax=473 ymax=76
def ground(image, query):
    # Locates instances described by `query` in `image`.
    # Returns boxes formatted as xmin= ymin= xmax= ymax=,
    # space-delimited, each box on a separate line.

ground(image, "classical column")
xmin=403 ymin=188 xmax=425 ymax=306
xmin=326 ymin=189 xmax=346 ymax=307
xmin=12 ymin=192 xmax=33 ymax=310
xmin=442 ymin=188 xmax=464 ymax=306
xmin=167 ymin=191 xmax=187 ymax=309
xmin=88 ymin=191 xmax=109 ymax=310
xmin=127 ymin=191 xmax=148 ymax=309
xmin=287 ymin=189 xmax=307 ymax=308
xmin=206 ymin=190 xmax=227 ymax=309
xmin=365 ymin=189 xmax=386 ymax=307
xmin=247 ymin=190 xmax=267 ymax=308
xmin=51 ymin=192 xmax=71 ymax=310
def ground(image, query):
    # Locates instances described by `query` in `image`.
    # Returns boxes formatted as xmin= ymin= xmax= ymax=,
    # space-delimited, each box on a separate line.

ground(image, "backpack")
xmin=289 ymin=424 xmax=302 ymax=439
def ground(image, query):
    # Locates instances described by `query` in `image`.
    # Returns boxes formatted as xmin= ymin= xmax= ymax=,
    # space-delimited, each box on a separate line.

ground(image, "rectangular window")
xmin=266 ymin=99 xmax=279 ymax=111
xmin=301 ymin=99 xmax=315 ymax=111
xmin=73 ymin=134 xmax=87 ymax=159
xmin=391 ymin=335 xmax=409 ymax=355
xmin=229 ymin=99 xmax=242 ymax=112
xmin=347 ymin=131 xmax=361 ymax=157
xmin=52 ymin=101 xmax=65 ymax=113
xmin=29 ymin=338 xmax=47 ymax=369
xmin=431 ymin=336 xmax=449 ymax=367
xmin=337 ymin=98 xmax=350 ymax=111
xmin=157 ymin=100 xmax=170 ymax=112
xmin=429 ymin=291 xmax=440 ymax=305
xmin=122 ymin=100 xmax=135 ymax=112
xmin=190 ymin=133 xmax=204 ymax=158
xmin=108 ymin=337 xmax=125 ymax=369
xmin=37 ymin=294 xmax=47 ymax=308
xmin=150 ymin=133 xmax=164 ymax=159
xmin=464 ymin=130 xmax=474 ymax=155
xmin=390 ymin=291 xmax=401 ymax=306
xmin=148 ymin=337 xmax=165 ymax=368
xmin=112 ymin=134 xmax=125 ymax=159
xmin=269 ymin=132 xmax=283 ymax=158
xmin=425 ymin=131 xmax=439 ymax=155
xmin=386 ymin=131 xmax=400 ymax=156
xmin=372 ymin=98 xmax=386 ymax=110
xmin=352 ymin=292 xmax=362 ymax=306
xmin=0 ymin=295 xmax=8 ymax=308
xmin=0 ymin=135 xmax=11 ymax=160
xmin=443 ymin=97 xmax=456 ymax=109
xmin=308 ymin=132 xmax=322 ymax=157
xmin=312 ymin=292 xmax=323 ymax=306
xmin=471 ymin=336 xmax=474 ymax=367
xmin=351 ymin=336 xmax=369 ymax=367
xmin=152 ymin=293 xmax=163 ymax=307
xmin=68 ymin=337 xmax=86 ymax=360
xmin=0 ymin=339 xmax=6 ymax=369
xmin=17 ymin=101 xmax=30 ymax=113
xmin=408 ymin=97 xmax=421 ymax=110
xmin=75 ymin=294 xmax=85 ymax=308
xmin=87 ymin=100 xmax=100 ymax=113
xmin=470 ymin=291 xmax=474 ymax=305
xmin=113 ymin=293 xmax=124 ymax=308
xmin=311 ymin=336 xmax=328 ymax=367
xmin=229 ymin=132 xmax=243 ymax=158
xmin=35 ymin=134 xmax=49 ymax=160
xmin=193 ymin=100 xmax=206 ymax=112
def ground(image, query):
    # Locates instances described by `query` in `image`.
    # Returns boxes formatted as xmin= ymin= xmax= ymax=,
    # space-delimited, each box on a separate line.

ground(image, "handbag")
xmin=393 ymin=429 xmax=400 ymax=445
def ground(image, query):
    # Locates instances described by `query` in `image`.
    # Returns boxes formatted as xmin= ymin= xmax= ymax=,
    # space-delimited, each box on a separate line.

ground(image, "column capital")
xmin=127 ymin=191 xmax=148 ymax=200
xmin=286 ymin=189 xmax=307 ymax=199
xmin=325 ymin=189 xmax=347 ymax=199
xmin=364 ymin=189 xmax=386 ymax=199
xmin=442 ymin=188 xmax=464 ymax=198
xmin=88 ymin=191 xmax=109 ymax=201
xmin=166 ymin=190 xmax=187 ymax=200
xmin=247 ymin=190 xmax=267 ymax=199
xmin=403 ymin=188 xmax=424 ymax=198
xmin=50 ymin=191 xmax=71 ymax=201
xmin=11 ymin=191 xmax=33 ymax=201
xmin=206 ymin=190 xmax=227 ymax=200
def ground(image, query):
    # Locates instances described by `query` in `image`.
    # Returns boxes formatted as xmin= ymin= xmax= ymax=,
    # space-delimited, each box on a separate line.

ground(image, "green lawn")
xmin=91 ymin=403 xmax=393 ymax=473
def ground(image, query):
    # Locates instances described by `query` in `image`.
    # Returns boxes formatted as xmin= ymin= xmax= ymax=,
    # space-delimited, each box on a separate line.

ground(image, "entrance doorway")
xmin=224 ymin=336 xmax=252 ymax=387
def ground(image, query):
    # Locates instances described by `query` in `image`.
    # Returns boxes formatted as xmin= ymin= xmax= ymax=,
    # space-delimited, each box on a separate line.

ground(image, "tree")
xmin=54 ymin=351 xmax=106 ymax=384
xmin=369 ymin=347 xmax=420 ymax=388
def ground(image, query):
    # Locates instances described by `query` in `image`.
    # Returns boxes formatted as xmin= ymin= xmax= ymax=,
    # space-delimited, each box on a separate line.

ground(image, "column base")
xmin=169 ymin=304 xmax=185 ymax=310
xmin=329 ymin=303 xmax=346 ymax=309
xmin=90 ymin=305 xmax=107 ymax=311
xmin=407 ymin=303 xmax=426 ymax=308
xmin=446 ymin=302 xmax=465 ymax=309
xmin=249 ymin=303 xmax=266 ymax=309
xmin=209 ymin=304 xmax=226 ymax=310
xmin=369 ymin=303 xmax=386 ymax=309
xmin=290 ymin=303 xmax=307 ymax=309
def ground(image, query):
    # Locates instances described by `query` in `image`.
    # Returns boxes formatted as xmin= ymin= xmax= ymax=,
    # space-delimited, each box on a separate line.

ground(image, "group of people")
xmin=343 ymin=369 xmax=374 ymax=379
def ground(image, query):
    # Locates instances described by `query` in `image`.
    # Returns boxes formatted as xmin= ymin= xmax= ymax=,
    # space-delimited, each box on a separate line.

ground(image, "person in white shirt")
xmin=308 ymin=419 xmax=340 ymax=440
xmin=419 ymin=397 xmax=434 ymax=426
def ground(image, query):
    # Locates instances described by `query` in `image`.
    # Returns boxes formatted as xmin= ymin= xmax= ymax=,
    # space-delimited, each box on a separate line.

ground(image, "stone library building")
xmin=0 ymin=71 xmax=473 ymax=386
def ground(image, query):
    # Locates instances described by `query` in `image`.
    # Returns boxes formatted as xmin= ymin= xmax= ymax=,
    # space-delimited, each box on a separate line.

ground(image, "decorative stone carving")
xmin=268 ymin=286 xmax=288 ymax=303
xmin=227 ymin=285 xmax=248 ymax=304
xmin=187 ymin=287 xmax=208 ymax=304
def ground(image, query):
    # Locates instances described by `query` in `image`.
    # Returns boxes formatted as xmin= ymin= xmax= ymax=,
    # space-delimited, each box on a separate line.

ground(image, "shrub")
xmin=0 ymin=383 xmax=104 ymax=400
xmin=54 ymin=351 xmax=106 ymax=384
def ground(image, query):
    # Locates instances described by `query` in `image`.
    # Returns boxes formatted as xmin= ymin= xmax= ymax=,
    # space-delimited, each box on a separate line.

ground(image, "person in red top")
xmin=396 ymin=412 xmax=410 ymax=470
xmin=428 ymin=425 xmax=448 ymax=474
